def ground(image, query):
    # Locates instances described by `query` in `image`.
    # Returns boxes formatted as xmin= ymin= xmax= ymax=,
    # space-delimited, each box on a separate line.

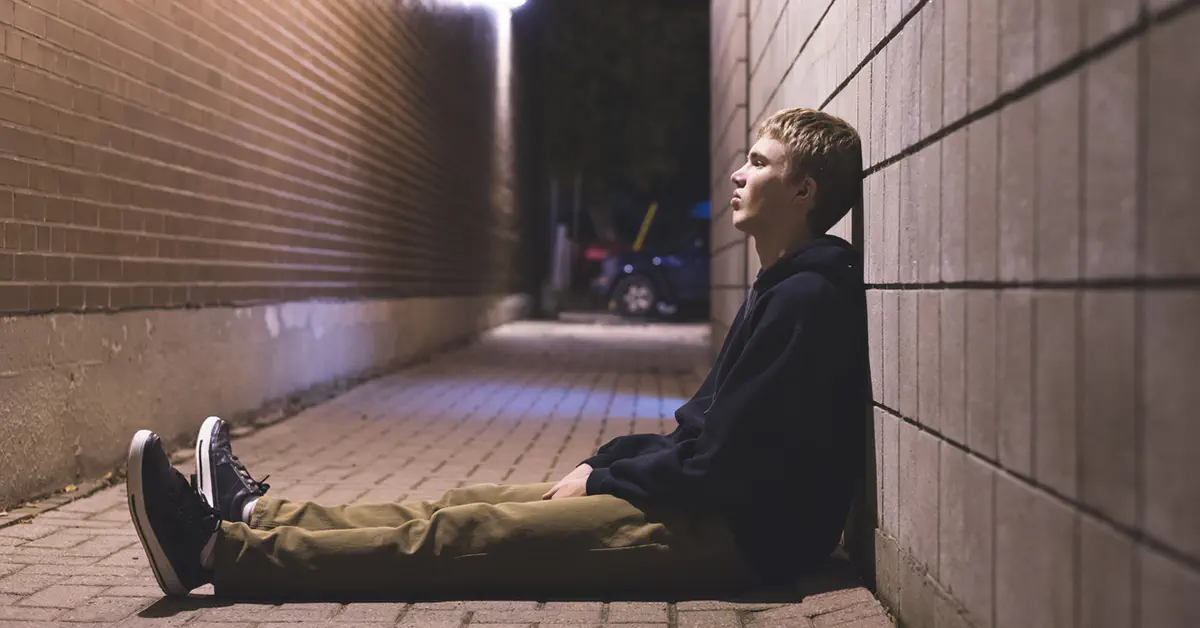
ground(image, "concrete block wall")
xmin=709 ymin=0 xmax=749 ymax=348
xmin=0 ymin=0 xmax=530 ymax=509
xmin=710 ymin=1 xmax=1200 ymax=626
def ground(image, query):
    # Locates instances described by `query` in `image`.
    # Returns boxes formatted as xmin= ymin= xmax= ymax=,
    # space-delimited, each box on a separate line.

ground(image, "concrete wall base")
xmin=0 ymin=294 xmax=530 ymax=509
xmin=875 ymin=530 xmax=980 ymax=628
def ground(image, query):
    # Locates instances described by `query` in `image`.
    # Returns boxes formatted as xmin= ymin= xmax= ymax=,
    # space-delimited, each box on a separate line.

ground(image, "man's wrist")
xmin=581 ymin=454 xmax=612 ymax=469
xmin=585 ymin=467 xmax=610 ymax=496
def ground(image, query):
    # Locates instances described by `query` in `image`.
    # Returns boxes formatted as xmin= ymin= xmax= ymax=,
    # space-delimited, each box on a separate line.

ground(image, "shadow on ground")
xmin=135 ymin=554 xmax=864 ymax=613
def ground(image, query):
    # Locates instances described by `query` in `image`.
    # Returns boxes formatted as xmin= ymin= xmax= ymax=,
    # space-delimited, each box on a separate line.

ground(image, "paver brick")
xmin=0 ymin=548 xmax=100 ymax=565
xmin=109 ymin=599 xmax=204 ymax=626
xmin=677 ymin=610 xmax=741 ymax=628
xmin=16 ymin=584 xmax=106 ymax=607
xmin=30 ymin=517 xmax=131 ymax=531
xmin=257 ymin=623 xmax=398 ymax=628
xmin=265 ymin=602 xmax=342 ymax=621
xmin=833 ymin=617 xmax=893 ymax=628
xmin=56 ymin=595 xmax=154 ymax=622
xmin=414 ymin=601 xmax=540 ymax=611
xmin=0 ymin=572 xmax=68 ymax=595
xmin=676 ymin=601 xmax=785 ymax=612
xmin=745 ymin=606 xmax=816 ymax=628
xmin=61 ymin=575 xmax=156 ymax=588
xmin=334 ymin=602 xmax=407 ymax=622
xmin=543 ymin=601 xmax=605 ymax=612
xmin=103 ymin=586 xmax=166 ymax=597
xmin=471 ymin=609 xmax=599 ymax=623
xmin=812 ymin=600 xmax=887 ymax=626
xmin=20 ymin=564 xmax=144 ymax=577
xmin=607 ymin=601 xmax=668 ymax=623
xmin=400 ymin=609 xmax=465 ymax=624
xmin=97 ymin=547 xmax=148 ymax=567
xmin=0 ymin=522 xmax=62 ymax=541
xmin=195 ymin=603 xmax=277 ymax=622
xmin=0 ymin=604 xmax=65 ymax=621
xmin=91 ymin=505 xmax=135 ymax=522
xmin=67 ymin=535 xmax=139 ymax=557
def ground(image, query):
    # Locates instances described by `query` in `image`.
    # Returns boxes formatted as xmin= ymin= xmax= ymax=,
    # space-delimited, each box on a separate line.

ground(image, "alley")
xmin=0 ymin=320 xmax=888 ymax=627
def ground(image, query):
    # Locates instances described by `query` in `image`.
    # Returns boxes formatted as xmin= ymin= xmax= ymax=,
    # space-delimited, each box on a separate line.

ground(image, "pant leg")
xmin=251 ymin=483 xmax=554 ymax=532
xmin=214 ymin=493 xmax=760 ymax=599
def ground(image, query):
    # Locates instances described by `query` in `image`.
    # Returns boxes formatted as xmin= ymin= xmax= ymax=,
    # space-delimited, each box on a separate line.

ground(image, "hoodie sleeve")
xmin=585 ymin=276 xmax=843 ymax=508
xmin=581 ymin=431 xmax=678 ymax=469
xmin=580 ymin=342 xmax=727 ymax=469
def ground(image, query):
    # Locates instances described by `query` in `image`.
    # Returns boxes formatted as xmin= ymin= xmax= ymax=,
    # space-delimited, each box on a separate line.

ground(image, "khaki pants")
xmin=213 ymin=482 xmax=760 ymax=599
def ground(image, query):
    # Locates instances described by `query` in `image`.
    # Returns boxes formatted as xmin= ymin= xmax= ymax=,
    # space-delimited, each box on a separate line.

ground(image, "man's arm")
xmin=585 ymin=277 xmax=845 ymax=508
xmin=579 ymin=300 xmax=744 ymax=470
xmin=580 ymin=432 xmax=676 ymax=469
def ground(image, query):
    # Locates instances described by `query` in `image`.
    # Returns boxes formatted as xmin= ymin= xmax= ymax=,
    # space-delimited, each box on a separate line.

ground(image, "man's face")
xmin=729 ymin=137 xmax=802 ymax=235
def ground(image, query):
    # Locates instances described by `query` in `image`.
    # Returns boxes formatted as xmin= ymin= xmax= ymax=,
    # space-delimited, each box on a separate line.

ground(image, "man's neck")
xmin=752 ymin=229 xmax=815 ymax=273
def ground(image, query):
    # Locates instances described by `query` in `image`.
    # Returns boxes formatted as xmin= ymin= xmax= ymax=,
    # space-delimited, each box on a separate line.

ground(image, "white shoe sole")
xmin=127 ymin=430 xmax=187 ymax=597
xmin=195 ymin=416 xmax=222 ymax=511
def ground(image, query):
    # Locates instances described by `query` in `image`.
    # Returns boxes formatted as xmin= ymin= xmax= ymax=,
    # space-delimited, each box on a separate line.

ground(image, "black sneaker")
xmin=195 ymin=416 xmax=270 ymax=523
xmin=127 ymin=430 xmax=218 ymax=596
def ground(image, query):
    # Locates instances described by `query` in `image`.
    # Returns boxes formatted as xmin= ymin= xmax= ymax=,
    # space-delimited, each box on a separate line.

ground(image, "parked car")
xmin=590 ymin=219 xmax=710 ymax=318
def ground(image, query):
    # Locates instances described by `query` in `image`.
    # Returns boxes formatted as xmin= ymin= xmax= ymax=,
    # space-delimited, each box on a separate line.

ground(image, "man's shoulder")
xmin=757 ymin=270 xmax=863 ymax=331
xmin=763 ymin=271 xmax=840 ymax=308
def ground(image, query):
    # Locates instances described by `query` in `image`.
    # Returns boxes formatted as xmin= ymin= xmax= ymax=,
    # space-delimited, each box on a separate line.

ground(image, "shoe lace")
xmin=231 ymin=455 xmax=271 ymax=496
xmin=171 ymin=472 xmax=218 ymax=531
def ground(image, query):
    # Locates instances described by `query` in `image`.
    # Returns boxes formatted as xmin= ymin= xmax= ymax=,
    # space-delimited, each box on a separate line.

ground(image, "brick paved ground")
xmin=0 ymin=318 xmax=891 ymax=627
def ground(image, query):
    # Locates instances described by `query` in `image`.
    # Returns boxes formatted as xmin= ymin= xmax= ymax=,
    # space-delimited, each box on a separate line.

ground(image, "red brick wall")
xmin=0 ymin=0 xmax=519 ymax=315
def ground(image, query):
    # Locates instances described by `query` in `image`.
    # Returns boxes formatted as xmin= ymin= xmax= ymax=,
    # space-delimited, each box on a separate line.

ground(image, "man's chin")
xmin=731 ymin=211 xmax=753 ymax=233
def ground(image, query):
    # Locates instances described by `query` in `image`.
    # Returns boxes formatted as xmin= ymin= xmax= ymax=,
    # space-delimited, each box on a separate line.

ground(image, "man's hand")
xmin=542 ymin=463 xmax=593 ymax=500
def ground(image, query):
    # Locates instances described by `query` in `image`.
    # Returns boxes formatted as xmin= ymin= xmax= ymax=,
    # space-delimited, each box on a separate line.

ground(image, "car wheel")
xmin=613 ymin=275 xmax=657 ymax=317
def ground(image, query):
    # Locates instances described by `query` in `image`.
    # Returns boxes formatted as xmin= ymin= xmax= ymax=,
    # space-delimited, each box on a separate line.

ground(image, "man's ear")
xmin=794 ymin=176 xmax=816 ymax=201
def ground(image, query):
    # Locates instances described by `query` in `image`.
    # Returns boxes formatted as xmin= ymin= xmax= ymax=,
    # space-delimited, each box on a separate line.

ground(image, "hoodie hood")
xmin=753 ymin=234 xmax=862 ymax=293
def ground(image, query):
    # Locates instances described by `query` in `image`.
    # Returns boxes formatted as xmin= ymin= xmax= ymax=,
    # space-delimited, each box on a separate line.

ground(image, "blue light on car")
xmin=624 ymin=264 xmax=634 ymax=274
xmin=652 ymin=257 xmax=661 ymax=266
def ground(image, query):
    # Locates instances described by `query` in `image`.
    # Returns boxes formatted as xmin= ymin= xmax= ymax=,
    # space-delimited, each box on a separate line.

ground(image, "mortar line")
xmin=1131 ymin=4 xmax=1152 ymax=627
xmin=865 ymin=277 xmax=1200 ymax=290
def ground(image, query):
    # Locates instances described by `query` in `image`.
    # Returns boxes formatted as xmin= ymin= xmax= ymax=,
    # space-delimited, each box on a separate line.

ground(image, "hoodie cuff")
xmin=586 ymin=467 xmax=612 ymax=496
xmin=581 ymin=453 xmax=615 ymax=469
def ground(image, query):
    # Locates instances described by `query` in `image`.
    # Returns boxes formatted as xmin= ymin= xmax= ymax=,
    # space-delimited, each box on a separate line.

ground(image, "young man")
xmin=126 ymin=107 xmax=869 ymax=599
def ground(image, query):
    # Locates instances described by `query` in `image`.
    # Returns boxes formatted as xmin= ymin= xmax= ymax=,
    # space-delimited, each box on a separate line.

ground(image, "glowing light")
xmin=435 ymin=0 xmax=525 ymax=10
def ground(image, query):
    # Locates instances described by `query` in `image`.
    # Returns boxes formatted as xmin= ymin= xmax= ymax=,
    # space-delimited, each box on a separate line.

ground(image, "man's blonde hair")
xmin=758 ymin=107 xmax=863 ymax=234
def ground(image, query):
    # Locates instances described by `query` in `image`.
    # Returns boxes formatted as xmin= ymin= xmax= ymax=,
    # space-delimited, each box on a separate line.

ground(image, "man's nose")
xmin=730 ymin=168 xmax=743 ymax=186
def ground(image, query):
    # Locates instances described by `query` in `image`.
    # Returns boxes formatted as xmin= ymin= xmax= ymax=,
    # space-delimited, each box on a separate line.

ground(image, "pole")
xmin=572 ymin=170 xmax=582 ymax=242
xmin=633 ymin=202 xmax=658 ymax=252
xmin=549 ymin=176 xmax=559 ymax=268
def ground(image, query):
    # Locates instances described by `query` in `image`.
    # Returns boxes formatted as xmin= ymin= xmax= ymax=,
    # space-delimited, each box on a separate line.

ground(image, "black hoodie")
xmin=584 ymin=234 xmax=870 ymax=582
